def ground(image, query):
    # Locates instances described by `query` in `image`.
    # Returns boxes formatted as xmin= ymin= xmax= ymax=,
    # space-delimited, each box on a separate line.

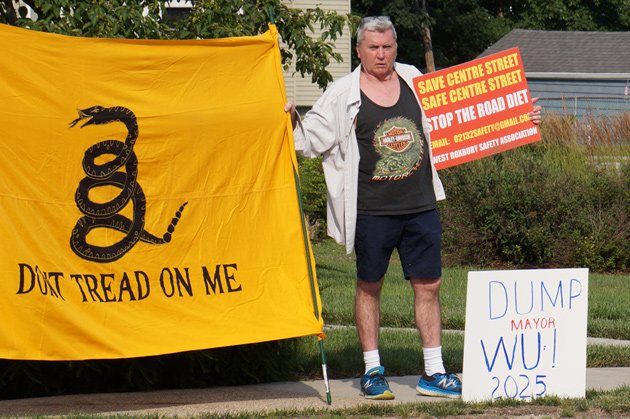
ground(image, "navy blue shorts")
xmin=354 ymin=210 xmax=442 ymax=282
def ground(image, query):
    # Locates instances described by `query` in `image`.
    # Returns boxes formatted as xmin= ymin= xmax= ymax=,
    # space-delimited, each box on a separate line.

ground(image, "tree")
xmin=351 ymin=0 xmax=429 ymax=70
xmin=428 ymin=0 xmax=511 ymax=67
xmin=419 ymin=0 xmax=435 ymax=72
xmin=352 ymin=0 xmax=511 ymax=69
xmin=5 ymin=0 xmax=171 ymax=38
xmin=0 ymin=0 xmax=355 ymax=89
xmin=352 ymin=0 xmax=630 ymax=69
xmin=0 ymin=0 xmax=18 ymax=25
xmin=498 ymin=0 xmax=630 ymax=31
xmin=178 ymin=1 xmax=357 ymax=89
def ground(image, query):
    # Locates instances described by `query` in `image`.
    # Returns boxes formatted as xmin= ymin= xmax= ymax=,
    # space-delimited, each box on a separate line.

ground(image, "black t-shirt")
xmin=356 ymin=77 xmax=436 ymax=215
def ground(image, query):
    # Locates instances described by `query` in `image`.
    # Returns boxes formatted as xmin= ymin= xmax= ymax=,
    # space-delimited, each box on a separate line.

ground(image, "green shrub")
xmin=572 ymin=163 xmax=629 ymax=271
xmin=297 ymin=155 xmax=327 ymax=240
xmin=439 ymin=118 xmax=629 ymax=272
xmin=0 ymin=340 xmax=304 ymax=400
xmin=295 ymin=115 xmax=629 ymax=272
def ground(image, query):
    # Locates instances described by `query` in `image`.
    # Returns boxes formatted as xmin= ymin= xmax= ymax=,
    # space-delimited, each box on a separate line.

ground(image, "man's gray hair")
xmin=356 ymin=16 xmax=397 ymax=45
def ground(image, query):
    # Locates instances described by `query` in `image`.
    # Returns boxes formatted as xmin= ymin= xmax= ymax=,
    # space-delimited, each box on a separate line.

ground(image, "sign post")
xmin=462 ymin=269 xmax=589 ymax=402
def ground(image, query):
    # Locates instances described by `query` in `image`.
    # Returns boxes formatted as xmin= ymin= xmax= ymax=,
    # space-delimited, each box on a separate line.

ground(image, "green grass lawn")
xmin=303 ymin=238 xmax=630 ymax=380
xmin=313 ymin=238 xmax=630 ymax=340
xmin=250 ymin=238 xmax=630 ymax=417
xmin=203 ymin=385 xmax=630 ymax=418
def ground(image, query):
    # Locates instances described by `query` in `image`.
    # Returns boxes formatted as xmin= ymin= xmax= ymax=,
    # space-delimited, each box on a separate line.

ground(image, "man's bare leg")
xmin=411 ymin=277 xmax=442 ymax=349
xmin=356 ymin=277 xmax=394 ymax=399
xmin=412 ymin=277 xmax=462 ymax=398
xmin=355 ymin=277 xmax=384 ymax=353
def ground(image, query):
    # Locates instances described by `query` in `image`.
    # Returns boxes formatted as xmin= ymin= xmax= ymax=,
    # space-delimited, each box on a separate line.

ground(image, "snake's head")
xmin=69 ymin=106 xmax=106 ymax=128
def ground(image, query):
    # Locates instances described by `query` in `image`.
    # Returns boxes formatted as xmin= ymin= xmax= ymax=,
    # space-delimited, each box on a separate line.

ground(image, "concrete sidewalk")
xmin=0 ymin=367 xmax=629 ymax=417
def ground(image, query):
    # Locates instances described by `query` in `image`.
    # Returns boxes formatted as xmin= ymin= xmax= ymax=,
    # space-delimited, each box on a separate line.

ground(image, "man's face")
xmin=356 ymin=29 xmax=397 ymax=79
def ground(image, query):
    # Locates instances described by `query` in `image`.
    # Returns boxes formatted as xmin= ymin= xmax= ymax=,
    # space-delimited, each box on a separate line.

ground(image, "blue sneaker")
xmin=360 ymin=366 xmax=395 ymax=400
xmin=416 ymin=372 xmax=462 ymax=398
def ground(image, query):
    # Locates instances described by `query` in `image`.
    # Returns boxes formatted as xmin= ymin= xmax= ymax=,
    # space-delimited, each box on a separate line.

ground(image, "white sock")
xmin=423 ymin=346 xmax=446 ymax=376
xmin=363 ymin=349 xmax=381 ymax=373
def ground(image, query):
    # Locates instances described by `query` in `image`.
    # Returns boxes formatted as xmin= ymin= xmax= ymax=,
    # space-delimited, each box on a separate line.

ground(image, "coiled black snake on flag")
xmin=69 ymin=105 xmax=186 ymax=262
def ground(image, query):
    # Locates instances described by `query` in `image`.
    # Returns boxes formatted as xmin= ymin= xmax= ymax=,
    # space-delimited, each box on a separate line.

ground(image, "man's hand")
xmin=284 ymin=102 xmax=297 ymax=130
xmin=529 ymin=97 xmax=543 ymax=125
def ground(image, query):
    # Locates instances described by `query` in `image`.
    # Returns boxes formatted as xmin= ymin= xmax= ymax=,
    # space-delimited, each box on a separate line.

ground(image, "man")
xmin=285 ymin=16 xmax=541 ymax=400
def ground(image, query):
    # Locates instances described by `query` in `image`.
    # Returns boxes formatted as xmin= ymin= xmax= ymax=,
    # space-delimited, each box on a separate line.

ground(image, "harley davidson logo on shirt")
xmin=378 ymin=126 xmax=414 ymax=152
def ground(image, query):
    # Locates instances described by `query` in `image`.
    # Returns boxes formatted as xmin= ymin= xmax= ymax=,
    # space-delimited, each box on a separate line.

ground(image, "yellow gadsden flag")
xmin=0 ymin=23 xmax=323 ymax=360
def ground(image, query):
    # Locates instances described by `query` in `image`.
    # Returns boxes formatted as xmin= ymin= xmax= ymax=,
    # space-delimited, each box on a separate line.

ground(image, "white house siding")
xmin=282 ymin=0 xmax=352 ymax=107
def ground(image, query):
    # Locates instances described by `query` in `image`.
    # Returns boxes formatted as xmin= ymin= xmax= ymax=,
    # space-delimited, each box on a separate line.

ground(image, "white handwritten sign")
xmin=462 ymin=269 xmax=589 ymax=402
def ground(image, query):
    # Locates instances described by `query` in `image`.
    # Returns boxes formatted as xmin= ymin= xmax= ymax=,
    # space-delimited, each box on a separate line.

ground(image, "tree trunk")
xmin=420 ymin=0 xmax=435 ymax=73
xmin=421 ymin=21 xmax=435 ymax=73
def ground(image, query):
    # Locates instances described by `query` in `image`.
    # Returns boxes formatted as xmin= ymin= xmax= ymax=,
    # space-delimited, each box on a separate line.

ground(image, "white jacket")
xmin=293 ymin=62 xmax=446 ymax=254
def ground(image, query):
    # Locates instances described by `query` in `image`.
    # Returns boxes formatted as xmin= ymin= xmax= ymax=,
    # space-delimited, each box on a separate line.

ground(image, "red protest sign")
xmin=414 ymin=48 xmax=541 ymax=170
